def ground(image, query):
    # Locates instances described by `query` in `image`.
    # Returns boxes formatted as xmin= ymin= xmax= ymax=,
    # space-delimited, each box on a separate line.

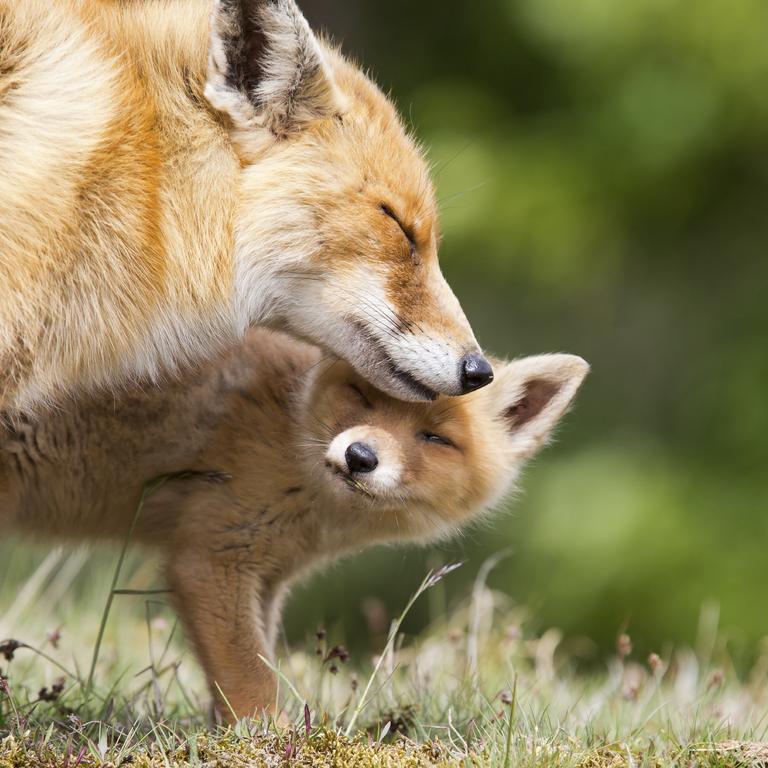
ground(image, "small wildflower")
xmin=708 ymin=669 xmax=725 ymax=690
xmin=350 ymin=675 xmax=358 ymax=692
xmin=500 ymin=689 xmax=514 ymax=706
xmin=38 ymin=686 xmax=61 ymax=703
xmin=47 ymin=628 xmax=62 ymax=648
xmin=617 ymin=633 xmax=632 ymax=659
xmin=622 ymin=684 xmax=639 ymax=701
xmin=648 ymin=652 xmax=663 ymax=675
xmin=425 ymin=562 xmax=463 ymax=588
xmin=315 ymin=628 xmax=326 ymax=641
xmin=0 ymin=639 xmax=21 ymax=661
xmin=325 ymin=645 xmax=349 ymax=664
xmin=328 ymin=663 xmax=338 ymax=675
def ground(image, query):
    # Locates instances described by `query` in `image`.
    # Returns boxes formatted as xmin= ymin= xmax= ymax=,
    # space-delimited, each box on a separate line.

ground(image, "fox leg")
xmin=166 ymin=550 xmax=278 ymax=722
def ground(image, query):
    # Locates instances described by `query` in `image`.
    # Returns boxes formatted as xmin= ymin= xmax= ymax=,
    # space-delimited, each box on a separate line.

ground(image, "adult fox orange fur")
xmin=0 ymin=0 xmax=492 ymax=412
xmin=0 ymin=329 xmax=588 ymax=719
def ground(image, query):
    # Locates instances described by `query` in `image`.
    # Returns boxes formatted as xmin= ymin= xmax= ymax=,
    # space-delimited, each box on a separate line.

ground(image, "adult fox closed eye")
xmin=0 ymin=329 xmax=588 ymax=720
xmin=0 ymin=0 xmax=491 ymax=412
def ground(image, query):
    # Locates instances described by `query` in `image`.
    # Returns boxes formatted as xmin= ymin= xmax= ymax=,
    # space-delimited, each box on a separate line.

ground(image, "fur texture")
xmin=0 ymin=328 xmax=588 ymax=719
xmin=0 ymin=0 xmax=488 ymax=412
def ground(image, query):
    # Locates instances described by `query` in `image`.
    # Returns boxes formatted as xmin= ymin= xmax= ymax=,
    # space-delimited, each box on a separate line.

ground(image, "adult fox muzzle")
xmin=0 ymin=0 xmax=491 ymax=409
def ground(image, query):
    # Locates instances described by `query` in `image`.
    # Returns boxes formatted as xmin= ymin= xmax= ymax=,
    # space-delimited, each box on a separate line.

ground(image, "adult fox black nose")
xmin=459 ymin=353 xmax=494 ymax=393
xmin=345 ymin=442 xmax=379 ymax=473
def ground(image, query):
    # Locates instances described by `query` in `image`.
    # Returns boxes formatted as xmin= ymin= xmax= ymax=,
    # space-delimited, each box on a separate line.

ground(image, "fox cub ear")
xmin=205 ymin=0 xmax=343 ymax=139
xmin=495 ymin=354 xmax=589 ymax=458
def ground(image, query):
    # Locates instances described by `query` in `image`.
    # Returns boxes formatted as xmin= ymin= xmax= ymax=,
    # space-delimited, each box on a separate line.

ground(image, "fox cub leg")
xmin=166 ymin=548 xmax=278 ymax=722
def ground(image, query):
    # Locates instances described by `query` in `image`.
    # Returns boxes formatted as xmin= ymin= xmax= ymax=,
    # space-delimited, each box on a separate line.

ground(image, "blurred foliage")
xmin=289 ymin=0 xmax=768 ymax=660
xmin=3 ymin=0 xmax=768 ymax=664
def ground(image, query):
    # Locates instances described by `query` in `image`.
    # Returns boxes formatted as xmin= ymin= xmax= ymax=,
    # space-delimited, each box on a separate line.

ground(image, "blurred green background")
xmin=289 ymin=0 xmax=768 ymax=660
xmin=3 ymin=0 xmax=768 ymax=665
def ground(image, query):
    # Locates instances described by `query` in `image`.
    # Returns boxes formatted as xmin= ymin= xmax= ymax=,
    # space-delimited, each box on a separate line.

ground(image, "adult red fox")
xmin=0 ymin=0 xmax=492 ymax=412
xmin=0 ymin=329 xmax=588 ymax=719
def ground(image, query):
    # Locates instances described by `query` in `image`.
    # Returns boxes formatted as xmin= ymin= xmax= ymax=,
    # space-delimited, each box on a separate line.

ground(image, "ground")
xmin=2 ymin=548 xmax=768 ymax=767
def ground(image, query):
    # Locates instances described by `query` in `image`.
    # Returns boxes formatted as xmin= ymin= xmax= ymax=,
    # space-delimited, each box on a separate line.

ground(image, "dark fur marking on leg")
xmin=168 ymin=469 xmax=233 ymax=485
xmin=212 ymin=542 xmax=254 ymax=554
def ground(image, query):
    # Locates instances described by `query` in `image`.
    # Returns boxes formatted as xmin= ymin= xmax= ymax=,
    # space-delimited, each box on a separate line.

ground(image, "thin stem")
xmin=8 ymin=642 xmax=77 ymax=681
xmin=503 ymin=675 xmax=517 ymax=768
xmin=85 ymin=474 xmax=180 ymax=694
xmin=344 ymin=564 xmax=461 ymax=738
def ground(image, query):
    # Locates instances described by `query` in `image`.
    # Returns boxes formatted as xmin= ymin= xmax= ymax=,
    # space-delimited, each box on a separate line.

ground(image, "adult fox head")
xmin=205 ymin=0 xmax=493 ymax=400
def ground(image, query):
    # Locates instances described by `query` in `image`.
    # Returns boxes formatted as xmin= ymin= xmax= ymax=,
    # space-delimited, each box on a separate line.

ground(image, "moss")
xmin=0 ymin=729 xmax=465 ymax=768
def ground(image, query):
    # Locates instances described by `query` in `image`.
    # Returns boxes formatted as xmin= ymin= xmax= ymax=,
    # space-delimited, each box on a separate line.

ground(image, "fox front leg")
xmin=166 ymin=552 xmax=278 ymax=722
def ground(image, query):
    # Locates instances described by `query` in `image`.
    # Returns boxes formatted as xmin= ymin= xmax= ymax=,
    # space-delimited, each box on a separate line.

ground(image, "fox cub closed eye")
xmin=420 ymin=431 xmax=455 ymax=448
xmin=347 ymin=383 xmax=373 ymax=408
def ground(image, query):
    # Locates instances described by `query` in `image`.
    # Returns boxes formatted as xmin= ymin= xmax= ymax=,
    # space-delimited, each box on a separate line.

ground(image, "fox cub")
xmin=0 ymin=330 xmax=588 ymax=719
xmin=0 ymin=0 xmax=488 ymax=411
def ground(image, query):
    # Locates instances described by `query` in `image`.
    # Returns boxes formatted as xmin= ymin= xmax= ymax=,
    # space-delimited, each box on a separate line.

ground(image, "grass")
xmin=2 ymin=543 xmax=768 ymax=766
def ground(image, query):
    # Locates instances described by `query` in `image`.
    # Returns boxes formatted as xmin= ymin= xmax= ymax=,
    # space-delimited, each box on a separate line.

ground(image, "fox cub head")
xmin=205 ymin=0 xmax=491 ymax=401
xmin=299 ymin=352 xmax=589 ymax=541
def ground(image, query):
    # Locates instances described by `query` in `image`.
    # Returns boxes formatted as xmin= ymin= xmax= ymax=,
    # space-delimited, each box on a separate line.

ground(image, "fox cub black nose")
xmin=345 ymin=442 xmax=378 ymax=473
xmin=459 ymin=353 xmax=494 ymax=393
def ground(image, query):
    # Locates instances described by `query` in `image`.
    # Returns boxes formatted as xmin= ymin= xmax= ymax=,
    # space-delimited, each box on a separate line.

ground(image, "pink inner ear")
xmin=505 ymin=379 xmax=561 ymax=429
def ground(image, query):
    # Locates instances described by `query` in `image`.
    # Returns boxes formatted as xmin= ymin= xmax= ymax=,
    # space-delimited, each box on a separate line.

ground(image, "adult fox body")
xmin=0 ymin=0 xmax=491 ymax=412
xmin=0 ymin=328 xmax=588 ymax=719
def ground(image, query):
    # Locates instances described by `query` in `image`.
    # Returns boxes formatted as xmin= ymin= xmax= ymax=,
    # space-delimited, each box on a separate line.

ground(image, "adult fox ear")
xmin=205 ymin=0 xmax=343 ymax=140
xmin=495 ymin=354 xmax=589 ymax=459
